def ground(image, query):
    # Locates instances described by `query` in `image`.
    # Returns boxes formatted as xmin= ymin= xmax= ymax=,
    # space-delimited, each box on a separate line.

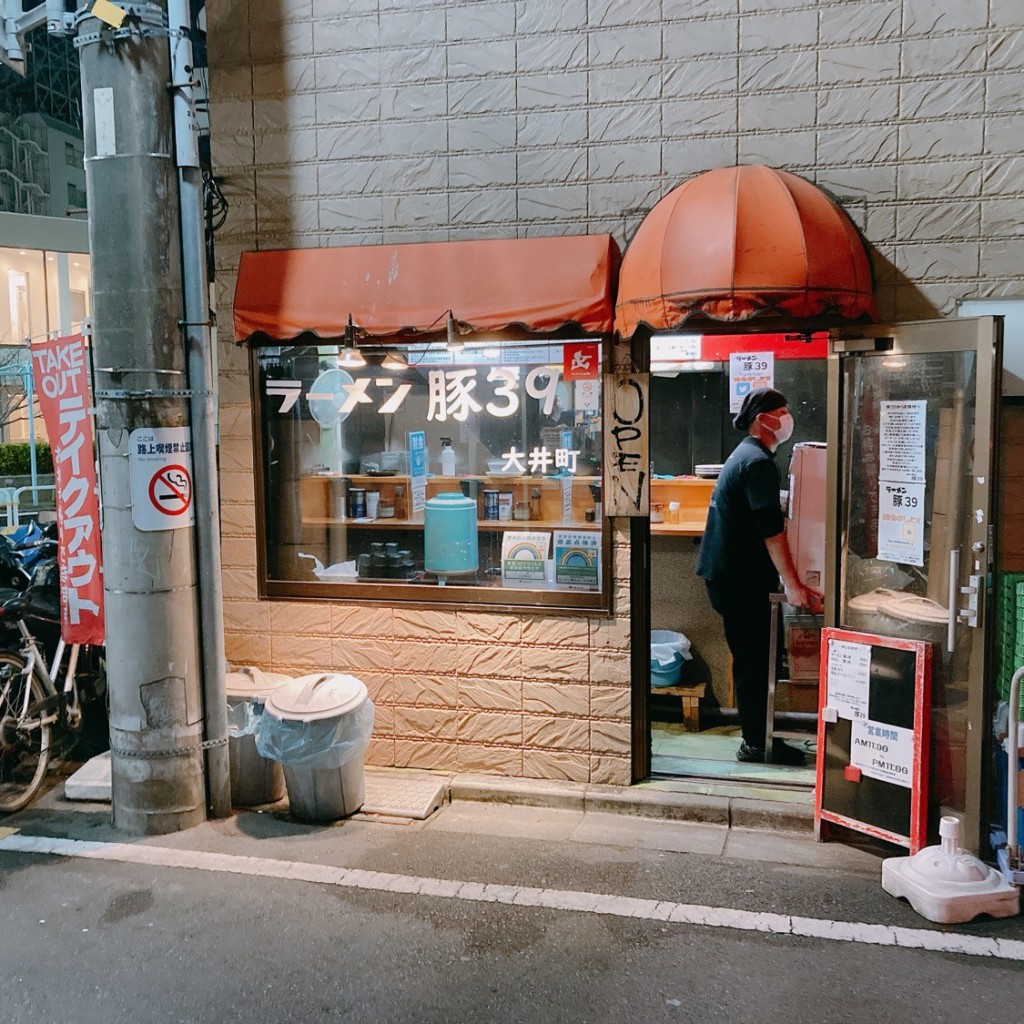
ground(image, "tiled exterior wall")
xmin=207 ymin=0 xmax=1024 ymax=784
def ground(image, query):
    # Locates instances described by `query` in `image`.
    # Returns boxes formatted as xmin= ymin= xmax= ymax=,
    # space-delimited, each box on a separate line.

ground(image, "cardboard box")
xmin=786 ymin=619 xmax=822 ymax=680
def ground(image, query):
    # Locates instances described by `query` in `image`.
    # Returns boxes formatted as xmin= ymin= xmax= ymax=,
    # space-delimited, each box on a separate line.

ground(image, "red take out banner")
xmin=30 ymin=334 xmax=105 ymax=645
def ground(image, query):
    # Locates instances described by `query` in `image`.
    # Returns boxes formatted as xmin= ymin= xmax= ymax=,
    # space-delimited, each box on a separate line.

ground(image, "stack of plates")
xmin=695 ymin=464 xmax=724 ymax=478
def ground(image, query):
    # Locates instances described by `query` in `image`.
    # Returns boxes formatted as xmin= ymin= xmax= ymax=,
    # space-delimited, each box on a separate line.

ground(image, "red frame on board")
xmin=814 ymin=627 xmax=933 ymax=854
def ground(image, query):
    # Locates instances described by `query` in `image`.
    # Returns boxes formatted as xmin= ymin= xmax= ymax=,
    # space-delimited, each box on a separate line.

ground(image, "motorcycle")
xmin=0 ymin=528 xmax=108 ymax=760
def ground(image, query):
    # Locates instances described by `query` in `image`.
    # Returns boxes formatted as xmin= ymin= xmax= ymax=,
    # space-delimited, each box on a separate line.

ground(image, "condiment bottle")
xmin=393 ymin=485 xmax=406 ymax=519
xmin=530 ymin=486 xmax=541 ymax=521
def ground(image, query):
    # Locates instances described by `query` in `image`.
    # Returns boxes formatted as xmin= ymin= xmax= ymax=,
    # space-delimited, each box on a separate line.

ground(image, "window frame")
xmin=249 ymin=336 xmax=613 ymax=615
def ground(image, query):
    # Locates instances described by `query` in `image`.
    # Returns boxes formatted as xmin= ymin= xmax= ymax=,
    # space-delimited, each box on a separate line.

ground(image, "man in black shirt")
xmin=696 ymin=387 xmax=822 ymax=765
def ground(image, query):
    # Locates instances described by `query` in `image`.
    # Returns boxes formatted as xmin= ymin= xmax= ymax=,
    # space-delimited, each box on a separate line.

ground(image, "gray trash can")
xmin=225 ymin=667 xmax=291 ymax=807
xmin=256 ymin=673 xmax=374 ymax=823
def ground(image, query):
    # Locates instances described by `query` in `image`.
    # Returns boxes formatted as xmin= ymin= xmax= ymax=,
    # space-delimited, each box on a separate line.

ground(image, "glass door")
xmin=826 ymin=317 xmax=1002 ymax=851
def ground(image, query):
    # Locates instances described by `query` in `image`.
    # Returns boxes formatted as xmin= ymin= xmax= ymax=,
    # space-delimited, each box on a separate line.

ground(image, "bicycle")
xmin=0 ymin=577 xmax=107 ymax=813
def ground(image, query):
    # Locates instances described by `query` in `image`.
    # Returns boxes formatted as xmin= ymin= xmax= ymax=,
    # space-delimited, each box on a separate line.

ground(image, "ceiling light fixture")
xmin=338 ymin=314 xmax=366 ymax=368
xmin=446 ymin=311 xmax=464 ymax=354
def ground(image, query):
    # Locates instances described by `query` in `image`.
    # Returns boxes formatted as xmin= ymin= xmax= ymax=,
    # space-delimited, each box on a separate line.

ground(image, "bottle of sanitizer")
xmin=440 ymin=437 xmax=456 ymax=476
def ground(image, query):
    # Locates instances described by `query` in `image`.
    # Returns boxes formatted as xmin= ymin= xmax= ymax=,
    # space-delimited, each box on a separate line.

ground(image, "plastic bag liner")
xmin=650 ymin=629 xmax=692 ymax=668
xmin=256 ymin=696 xmax=375 ymax=770
xmin=228 ymin=699 xmax=263 ymax=738
xmin=225 ymin=667 xmax=293 ymax=739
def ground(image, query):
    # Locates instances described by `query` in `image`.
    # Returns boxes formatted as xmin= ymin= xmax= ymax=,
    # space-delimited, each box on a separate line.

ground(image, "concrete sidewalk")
xmin=60 ymin=752 xmax=815 ymax=833
xmin=3 ymin=759 xmax=885 ymax=878
xmin=448 ymin=770 xmax=814 ymax=833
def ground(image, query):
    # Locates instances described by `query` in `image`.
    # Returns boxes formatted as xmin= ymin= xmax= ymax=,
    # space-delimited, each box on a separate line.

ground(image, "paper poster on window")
xmin=879 ymin=400 xmax=926 ymax=483
xmin=877 ymin=481 xmax=925 ymax=566
xmin=651 ymin=335 xmax=702 ymax=363
xmin=563 ymin=342 xmax=599 ymax=381
xmin=575 ymin=379 xmax=599 ymax=411
xmin=501 ymin=531 xmax=550 ymax=583
xmin=729 ymin=351 xmax=774 ymax=413
xmin=408 ymin=431 xmax=427 ymax=514
xmin=826 ymin=639 xmax=871 ymax=721
xmin=554 ymin=530 xmax=600 ymax=590
xmin=850 ymin=719 xmax=914 ymax=788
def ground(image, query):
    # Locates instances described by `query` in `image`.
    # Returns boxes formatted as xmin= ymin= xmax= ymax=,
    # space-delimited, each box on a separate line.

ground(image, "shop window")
xmin=253 ymin=338 xmax=608 ymax=611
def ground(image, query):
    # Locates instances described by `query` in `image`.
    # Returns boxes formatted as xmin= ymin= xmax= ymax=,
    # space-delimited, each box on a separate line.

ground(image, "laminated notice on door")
xmin=879 ymin=400 xmax=926 ymax=484
xmin=877 ymin=481 xmax=925 ymax=566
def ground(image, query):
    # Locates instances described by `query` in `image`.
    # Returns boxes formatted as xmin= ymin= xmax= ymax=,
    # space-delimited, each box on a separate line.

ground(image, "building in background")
xmin=1 ymin=17 xmax=89 ymax=444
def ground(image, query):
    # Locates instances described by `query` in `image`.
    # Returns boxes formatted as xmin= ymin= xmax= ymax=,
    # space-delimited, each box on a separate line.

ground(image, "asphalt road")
xmin=2 ymin=797 xmax=1023 ymax=1024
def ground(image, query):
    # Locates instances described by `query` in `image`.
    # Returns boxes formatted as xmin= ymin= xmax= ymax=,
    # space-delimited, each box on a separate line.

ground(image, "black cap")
xmin=732 ymin=386 xmax=788 ymax=431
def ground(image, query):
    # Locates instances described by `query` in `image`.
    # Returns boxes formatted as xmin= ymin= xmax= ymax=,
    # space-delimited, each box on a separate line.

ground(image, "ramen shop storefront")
xmin=230 ymin=234 xmax=643 ymax=786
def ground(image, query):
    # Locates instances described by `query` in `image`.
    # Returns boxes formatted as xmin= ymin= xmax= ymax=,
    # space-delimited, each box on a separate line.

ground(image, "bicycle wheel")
xmin=0 ymin=651 xmax=52 ymax=813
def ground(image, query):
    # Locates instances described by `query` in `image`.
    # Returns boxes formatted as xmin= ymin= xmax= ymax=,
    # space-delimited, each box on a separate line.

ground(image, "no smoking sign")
xmin=129 ymin=427 xmax=196 ymax=532
xmin=149 ymin=464 xmax=192 ymax=516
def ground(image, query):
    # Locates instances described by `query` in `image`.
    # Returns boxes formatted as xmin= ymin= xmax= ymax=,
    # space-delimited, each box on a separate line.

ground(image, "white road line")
xmin=2 ymin=832 xmax=1022 ymax=961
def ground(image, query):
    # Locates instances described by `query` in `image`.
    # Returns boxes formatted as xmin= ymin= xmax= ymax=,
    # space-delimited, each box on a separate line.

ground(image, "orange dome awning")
xmin=615 ymin=165 xmax=876 ymax=337
xmin=233 ymin=233 xmax=620 ymax=342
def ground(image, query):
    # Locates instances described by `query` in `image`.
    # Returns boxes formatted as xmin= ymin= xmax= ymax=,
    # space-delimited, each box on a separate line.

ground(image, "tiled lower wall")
xmin=218 ymin=396 xmax=635 ymax=786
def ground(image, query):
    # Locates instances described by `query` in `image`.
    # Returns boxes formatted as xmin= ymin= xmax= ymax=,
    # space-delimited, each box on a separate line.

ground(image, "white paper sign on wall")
xmin=129 ymin=427 xmax=195 ymax=532
xmin=729 ymin=351 xmax=774 ymax=412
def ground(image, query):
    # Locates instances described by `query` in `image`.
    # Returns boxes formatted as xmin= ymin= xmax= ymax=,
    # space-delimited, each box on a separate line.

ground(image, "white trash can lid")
xmin=264 ymin=673 xmax=368 ymax=722
xmin=225 ymin=666 xmax=292 ymax=702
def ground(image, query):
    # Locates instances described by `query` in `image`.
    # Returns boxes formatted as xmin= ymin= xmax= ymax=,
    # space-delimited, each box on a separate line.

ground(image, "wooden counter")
xmin=650 ymin=477 xmax=713 ymax=536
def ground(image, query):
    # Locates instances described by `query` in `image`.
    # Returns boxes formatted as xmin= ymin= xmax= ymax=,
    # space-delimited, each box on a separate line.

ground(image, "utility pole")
xmin=70 ymin=1 xmax=228 ymax=832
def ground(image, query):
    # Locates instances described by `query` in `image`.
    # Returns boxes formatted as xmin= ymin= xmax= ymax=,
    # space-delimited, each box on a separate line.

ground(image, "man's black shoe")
xmin=736 ymin=740 xmax=806 ymax=766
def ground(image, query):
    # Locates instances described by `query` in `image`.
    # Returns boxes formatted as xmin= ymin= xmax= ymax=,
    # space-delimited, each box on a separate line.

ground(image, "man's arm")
xmin=764 ymin=532 xmax=823 ymax=612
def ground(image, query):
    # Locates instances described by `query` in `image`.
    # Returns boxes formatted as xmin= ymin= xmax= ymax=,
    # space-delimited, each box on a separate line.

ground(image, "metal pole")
xmin=25 ymin=363 xmax=37 ymax=499
xmin=78 ymin=5 xmax=207 ymax=834
xmin=168 ymin=0 xmax=230 ymax=818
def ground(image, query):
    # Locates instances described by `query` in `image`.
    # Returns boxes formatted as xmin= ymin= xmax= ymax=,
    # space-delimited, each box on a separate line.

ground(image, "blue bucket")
xmin=651 ymin=654 xmax=683 ymax=688
xmin=651 ymin=629 xmax=688 ymax=687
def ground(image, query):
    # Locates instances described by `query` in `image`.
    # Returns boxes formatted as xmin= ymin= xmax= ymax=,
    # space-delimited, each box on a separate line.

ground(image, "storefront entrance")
xmin=825 ymin=317 xmax=1002 ymax=851
xmin=645 ymin=331 xmax=827 ymax=788
xmin=641 ymin=316 xmax=1007 ymax=854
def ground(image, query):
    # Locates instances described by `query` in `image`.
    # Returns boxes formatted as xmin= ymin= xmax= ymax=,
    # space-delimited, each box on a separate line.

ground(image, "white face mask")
xmin=762 ymin=410 xmax=794 ymax=445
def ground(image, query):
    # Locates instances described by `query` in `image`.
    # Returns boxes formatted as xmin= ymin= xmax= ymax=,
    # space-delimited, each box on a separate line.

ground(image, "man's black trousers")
xmin=704 ymin=582 xmax=781 ymax=749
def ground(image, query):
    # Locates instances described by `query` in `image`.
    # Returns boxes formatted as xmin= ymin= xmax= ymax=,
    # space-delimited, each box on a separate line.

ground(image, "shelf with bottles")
xmin=427 ymin=474 xmax=600 ymax=521
xmin=649 ymin=477 xmax=714 ymax=537
xmin=300 ymin=472 xmax=602 ymax=528
xmin=302 ymin=514 xmax=601 ymax=532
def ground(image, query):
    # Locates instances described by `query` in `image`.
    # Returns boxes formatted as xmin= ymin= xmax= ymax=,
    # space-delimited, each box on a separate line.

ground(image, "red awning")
xmin=615 ymin=165 xmax=876 ymax=336
xmin=233 ymin=234 xmax=620 ymax=342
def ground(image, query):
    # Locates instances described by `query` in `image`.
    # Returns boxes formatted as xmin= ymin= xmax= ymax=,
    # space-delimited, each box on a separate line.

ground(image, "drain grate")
xmin=361 ymin=774 xmax=446 ymax=820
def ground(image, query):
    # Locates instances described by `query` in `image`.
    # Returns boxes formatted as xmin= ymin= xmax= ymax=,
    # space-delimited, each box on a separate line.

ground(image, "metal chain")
xmin=109 ymin=735 xmax=228 ymax=760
